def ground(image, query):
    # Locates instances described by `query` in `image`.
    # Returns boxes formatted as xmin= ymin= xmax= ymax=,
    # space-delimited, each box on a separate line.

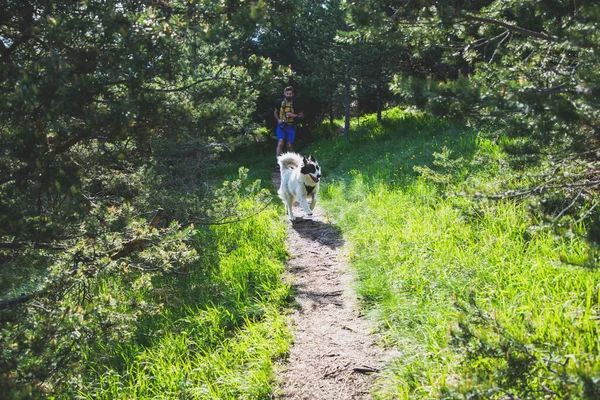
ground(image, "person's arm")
xmin=292 ymin=100 xmax=303 ymax=120
xmin=274 ymin=108 xmax=283 ymax=125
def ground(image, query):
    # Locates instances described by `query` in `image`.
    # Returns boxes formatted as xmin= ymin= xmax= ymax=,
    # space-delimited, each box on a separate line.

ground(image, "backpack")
xmin=278 ymin=98 xmax=298 ymax=126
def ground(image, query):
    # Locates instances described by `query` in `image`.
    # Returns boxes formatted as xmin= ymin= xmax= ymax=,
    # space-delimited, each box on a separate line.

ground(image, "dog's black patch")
xmin=301 ymin=163 xmax=317 ymax=175
xmin=305 ymin=184 xmax=315 ymax=195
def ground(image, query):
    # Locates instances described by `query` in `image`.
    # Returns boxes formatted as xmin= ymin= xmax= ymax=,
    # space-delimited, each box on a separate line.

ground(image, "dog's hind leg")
xmin=283 ymin=193 xmax=296 ymax=221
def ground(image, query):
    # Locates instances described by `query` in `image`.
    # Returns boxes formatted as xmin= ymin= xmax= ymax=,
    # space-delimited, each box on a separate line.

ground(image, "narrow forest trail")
xmin=272 ymin=172 xmax=385 ymax=399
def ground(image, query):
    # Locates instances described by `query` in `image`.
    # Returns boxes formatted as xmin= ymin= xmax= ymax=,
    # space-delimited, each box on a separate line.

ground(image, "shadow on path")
xmin=292 ymin=218 xmax=344 ymax=250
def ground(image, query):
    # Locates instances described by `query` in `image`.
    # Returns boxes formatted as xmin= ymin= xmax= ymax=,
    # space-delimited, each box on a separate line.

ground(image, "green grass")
xmin=308 ymin=108 xmax=600 ymax=398
xmin=77 ymin=200 xmax=291 ymax=399
xmin=61 ymin=107 xmax=599 ymax=399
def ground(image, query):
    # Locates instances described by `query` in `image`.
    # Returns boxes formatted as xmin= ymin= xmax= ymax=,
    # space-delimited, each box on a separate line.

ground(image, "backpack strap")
xmin=279 ymin=99 xmax=285 ymax=120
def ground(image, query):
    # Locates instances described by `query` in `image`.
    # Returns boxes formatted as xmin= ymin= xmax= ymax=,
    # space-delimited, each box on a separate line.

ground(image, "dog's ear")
xmin=302 ymin=156 xmax=308 ymax=165
xmin=309 ymin=154 xmax=316 ymax=162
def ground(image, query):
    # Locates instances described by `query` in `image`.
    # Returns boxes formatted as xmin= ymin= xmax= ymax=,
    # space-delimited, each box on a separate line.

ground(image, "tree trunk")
xmin=344 ymin=61 xmax=350 ymax=135
xmin=329 ymin=94 xmax=334 ymax=126
xmin=376 ymin=77 xmax=382 ymax=123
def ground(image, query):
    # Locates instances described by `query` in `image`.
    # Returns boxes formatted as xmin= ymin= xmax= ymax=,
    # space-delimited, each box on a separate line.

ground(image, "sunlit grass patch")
xmin=79 ymin=202 xmax=291 ymax=399
xmin=89 ymin=308 xmax=289 ymax=399
xmin=316 ymin=108 xmax=600 ymax=399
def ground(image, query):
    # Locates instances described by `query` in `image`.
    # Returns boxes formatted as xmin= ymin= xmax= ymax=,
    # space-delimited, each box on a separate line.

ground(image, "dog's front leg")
xmin=310 ymin=191 xmax=318 ymax=211
xmin=297 ymin=197 xmax=313 ymax=217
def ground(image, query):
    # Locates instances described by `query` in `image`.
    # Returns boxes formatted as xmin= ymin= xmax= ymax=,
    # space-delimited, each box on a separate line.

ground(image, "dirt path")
xmin=273 ymin=173 xmax=385 ymax=399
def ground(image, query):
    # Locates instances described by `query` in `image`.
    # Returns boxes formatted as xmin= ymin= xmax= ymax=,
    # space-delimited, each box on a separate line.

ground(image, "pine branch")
xmin=110 ymin=208 xmax=164 ymax=260
xmin=0 ymin=294 xmax=35 ymax=309
xmin=195 ymin=200 xmax=273 ymax=226
xmin=482 ymin=179 xmax=600 ymax=200
xmin=0 ymin=209 xmax=165 ymax=310
xmin=0 ymin=242 xmax=67 ymax=250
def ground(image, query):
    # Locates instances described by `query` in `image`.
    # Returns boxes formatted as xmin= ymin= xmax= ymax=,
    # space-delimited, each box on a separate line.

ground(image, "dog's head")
xmin=301 ymin=155 xmax=321 ymax=183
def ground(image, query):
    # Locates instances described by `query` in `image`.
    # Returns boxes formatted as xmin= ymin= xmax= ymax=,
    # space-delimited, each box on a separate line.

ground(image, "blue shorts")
xmin=276 ymin=124 xmax=296 ymax=143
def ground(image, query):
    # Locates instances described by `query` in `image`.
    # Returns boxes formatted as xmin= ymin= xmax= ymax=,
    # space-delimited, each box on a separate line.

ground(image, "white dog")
xmin=277 ymin=152 xmax=321 ymax=221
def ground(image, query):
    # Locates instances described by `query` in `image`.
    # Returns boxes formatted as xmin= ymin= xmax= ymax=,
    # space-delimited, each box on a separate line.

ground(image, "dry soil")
xmin=272 ymin=171 xmax=385 ymax=399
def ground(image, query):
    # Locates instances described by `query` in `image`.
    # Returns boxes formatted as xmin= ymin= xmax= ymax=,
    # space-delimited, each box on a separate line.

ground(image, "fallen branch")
xmin=353 ymin=365 xmax=380 ymax=374
xmin=556 ymin=189 xmax=583 ymax=219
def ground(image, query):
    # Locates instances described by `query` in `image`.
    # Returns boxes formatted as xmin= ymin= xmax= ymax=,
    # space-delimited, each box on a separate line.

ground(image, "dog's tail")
xmin=277 ymin=152 xmax=303 ymax=170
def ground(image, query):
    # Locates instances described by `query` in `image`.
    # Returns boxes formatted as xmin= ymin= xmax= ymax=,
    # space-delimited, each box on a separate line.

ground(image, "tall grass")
xmin=77 ymin=200 xmax=291 ymax=399
xmin=73 ymin=106 xmax=600 ymax=399
xmin=313 ymin=108 xmax=600 ymax=398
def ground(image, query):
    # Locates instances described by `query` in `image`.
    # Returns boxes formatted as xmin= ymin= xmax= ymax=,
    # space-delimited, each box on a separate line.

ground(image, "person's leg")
xmin=285 ymin=126 xmax=296 ymax=153
xmin=276 ymin=125 xmax=286 ymax=158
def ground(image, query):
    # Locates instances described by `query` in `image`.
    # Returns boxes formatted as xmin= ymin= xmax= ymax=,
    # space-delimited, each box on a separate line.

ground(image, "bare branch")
xmin=465 ymin=14 xmax=556 ymax=42
xmin=388 ymin=1 xmax=415 ymax=24
xmin=488 ymin=30 xmax=511 ymax=64
xmin=556 ymin=190 xmax=583 ymax=219
xmin=470 ymin=29 xmax=510 ymax=49
xmin=576 ymin=200 xmax=599 ymax=224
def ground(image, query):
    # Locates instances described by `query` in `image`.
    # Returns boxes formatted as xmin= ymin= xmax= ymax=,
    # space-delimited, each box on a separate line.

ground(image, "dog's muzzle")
xmin=311 ymin=175 xmax=320 ymax=183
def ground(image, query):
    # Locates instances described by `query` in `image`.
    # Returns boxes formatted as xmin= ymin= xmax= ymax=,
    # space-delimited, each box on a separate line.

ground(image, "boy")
xmin=274 ymin=86 xmax=304 ymax=167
